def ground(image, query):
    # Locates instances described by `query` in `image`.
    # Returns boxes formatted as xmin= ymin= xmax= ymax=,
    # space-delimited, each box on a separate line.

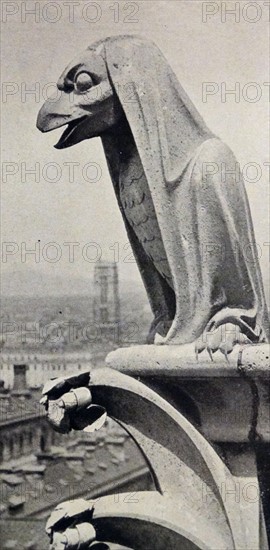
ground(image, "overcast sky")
xmin=1 ymin=0 xmax=269 ymax=298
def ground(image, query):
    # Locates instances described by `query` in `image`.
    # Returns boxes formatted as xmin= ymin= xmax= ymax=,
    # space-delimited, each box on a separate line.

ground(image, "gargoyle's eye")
xmin=75 ymin=72 xmax=94 ymax=93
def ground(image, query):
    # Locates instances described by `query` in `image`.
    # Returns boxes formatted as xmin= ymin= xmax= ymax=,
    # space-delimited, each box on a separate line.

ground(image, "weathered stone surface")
xmin=107 ymin=343 xmax=270 ymax=377
xmin=106 ymin=344 xmax=270 ymax=443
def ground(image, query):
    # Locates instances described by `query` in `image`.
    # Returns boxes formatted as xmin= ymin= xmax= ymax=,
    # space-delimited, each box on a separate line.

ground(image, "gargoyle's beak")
xmin=36 ymin=92 xmax=89 ymax=149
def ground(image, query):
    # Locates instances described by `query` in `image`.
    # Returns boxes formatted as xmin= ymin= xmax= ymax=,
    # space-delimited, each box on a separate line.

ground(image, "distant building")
xmin=0 ymin=352 xmax=93 ymax=389
xmin=0 ymin=365 xmax=152 ymax=550
xmin=0 ymin=364 xmax=58 ymax=465
xmin=93 ymin=262 xmax=120 ymax=327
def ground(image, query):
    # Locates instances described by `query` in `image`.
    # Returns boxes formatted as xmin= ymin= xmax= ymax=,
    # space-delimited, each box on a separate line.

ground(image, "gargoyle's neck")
xmin=101 ymin=118 xmax=142 ymax=189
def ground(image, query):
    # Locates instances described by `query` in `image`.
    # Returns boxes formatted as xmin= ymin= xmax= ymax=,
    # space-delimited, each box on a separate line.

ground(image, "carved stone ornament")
xmin=37 ymin=35 xmax=269 ymax=351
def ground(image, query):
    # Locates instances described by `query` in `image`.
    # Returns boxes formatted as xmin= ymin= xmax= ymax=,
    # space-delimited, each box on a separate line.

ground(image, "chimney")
xmin=12 ymin=364 xmax=30 ymax=397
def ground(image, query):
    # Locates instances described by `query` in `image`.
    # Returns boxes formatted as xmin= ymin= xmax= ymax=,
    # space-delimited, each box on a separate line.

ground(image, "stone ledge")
xmin=106 ymin=343 xmax=270 ymax=443
xmin=106 ymin=343 xmax=270 ymax=378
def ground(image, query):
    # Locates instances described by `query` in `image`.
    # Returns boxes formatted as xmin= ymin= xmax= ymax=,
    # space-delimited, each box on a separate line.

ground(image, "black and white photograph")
xmin=1 ymin=1 xmax=269 ymax=548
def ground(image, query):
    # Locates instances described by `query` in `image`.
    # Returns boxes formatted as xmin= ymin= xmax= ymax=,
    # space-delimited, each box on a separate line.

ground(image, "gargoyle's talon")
xmin=195 ymin=339 xmax=205 ymax=356
xmin=206 ymin=346 xmax=213 ymax=361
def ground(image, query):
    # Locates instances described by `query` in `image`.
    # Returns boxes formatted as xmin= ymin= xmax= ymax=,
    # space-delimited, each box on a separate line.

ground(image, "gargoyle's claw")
xmin=195 ymin=322 xmax=251 ymax=361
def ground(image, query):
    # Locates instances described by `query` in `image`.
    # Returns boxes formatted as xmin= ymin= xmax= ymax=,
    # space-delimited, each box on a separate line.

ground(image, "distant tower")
xmin=12 ymin=364 xmax=30 ymax=397
xmin=93 ymin=262 xmax=120 ymax=328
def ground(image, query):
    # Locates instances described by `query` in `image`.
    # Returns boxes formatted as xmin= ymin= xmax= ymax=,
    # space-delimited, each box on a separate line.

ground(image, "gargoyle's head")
xmin=37 ymin=34 xmax=210 ymax=175
xmin=36 ymin=43 xmax=123 ymax=149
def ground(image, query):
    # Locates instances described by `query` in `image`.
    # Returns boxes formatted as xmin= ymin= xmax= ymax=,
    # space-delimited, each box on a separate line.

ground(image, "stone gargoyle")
xmin=37 ymin=35 xmax=269 ymax=354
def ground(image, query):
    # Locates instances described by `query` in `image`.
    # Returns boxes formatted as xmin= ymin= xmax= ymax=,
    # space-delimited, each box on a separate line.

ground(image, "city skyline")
xmin=1 ymin=1 xmax=269 ymax=301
